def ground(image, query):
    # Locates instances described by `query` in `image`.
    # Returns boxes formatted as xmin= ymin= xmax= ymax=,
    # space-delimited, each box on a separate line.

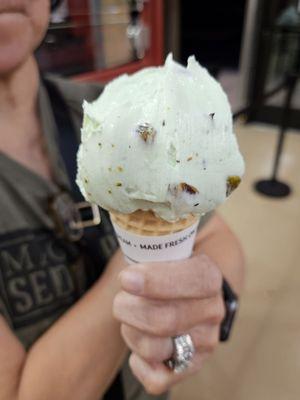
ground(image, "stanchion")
xmin=254 ymin=74 xmax=298 ymax=198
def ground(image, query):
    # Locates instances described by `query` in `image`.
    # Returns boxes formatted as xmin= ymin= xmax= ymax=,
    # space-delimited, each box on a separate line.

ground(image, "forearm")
xmin=194 ymin=213 xmax=245 ymax=295
xmin=17 ymin=250 xmax=127 ymax=400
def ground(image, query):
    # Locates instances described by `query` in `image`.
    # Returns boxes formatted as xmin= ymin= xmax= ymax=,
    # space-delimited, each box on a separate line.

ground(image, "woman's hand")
xmin=113 ymin=254 xmax=225 ymax=395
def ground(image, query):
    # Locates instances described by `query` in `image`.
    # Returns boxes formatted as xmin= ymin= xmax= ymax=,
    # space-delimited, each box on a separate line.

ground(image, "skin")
xmin=0 ymin=0 xmax=245 ymax=398
xmin=115 ymin=214 xmax=244 ymax=395
xmin=0 ymin=0 xmax=52 ymax=180
xmin=0 ymin=251 xmax=128 ymax=400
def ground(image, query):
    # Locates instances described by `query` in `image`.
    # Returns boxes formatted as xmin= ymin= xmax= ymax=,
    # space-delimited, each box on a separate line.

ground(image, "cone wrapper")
xmin=110 ymin=213 xmax=200 ymax=264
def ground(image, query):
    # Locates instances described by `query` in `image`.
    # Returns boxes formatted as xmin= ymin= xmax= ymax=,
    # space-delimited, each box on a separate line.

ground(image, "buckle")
xmin=49 ymin=192 xmax=101 ymax=242
xmin=70 ymin=202 xmax=101 ymax=229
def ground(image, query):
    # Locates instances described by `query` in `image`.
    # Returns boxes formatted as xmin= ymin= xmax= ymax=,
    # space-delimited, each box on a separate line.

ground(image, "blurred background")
xmin=40 ymin=0 xmax=300 ymax=399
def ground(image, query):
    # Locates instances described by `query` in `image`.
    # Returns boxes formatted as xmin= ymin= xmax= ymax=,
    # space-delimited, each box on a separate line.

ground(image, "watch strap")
xmin=220 ymin=278 xmax=239 ymax=342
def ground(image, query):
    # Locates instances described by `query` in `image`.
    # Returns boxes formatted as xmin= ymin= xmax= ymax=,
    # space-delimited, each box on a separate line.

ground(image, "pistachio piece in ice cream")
xmin=226 ymin=176 xmax=242 ymax=197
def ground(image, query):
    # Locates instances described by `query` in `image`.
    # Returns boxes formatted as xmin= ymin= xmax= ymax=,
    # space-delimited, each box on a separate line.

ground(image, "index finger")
xmin=119 ymin=254 xmax=222 ymax=300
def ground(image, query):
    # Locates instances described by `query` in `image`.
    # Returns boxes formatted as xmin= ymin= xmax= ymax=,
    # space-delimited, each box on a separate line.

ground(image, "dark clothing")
xmin=0 ymin=76 xmax=210 ymax=399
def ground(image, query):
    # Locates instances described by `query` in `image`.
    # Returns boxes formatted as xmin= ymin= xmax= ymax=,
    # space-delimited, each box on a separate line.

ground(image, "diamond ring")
xmin=166 ymin=334 xmax=195 ymax=373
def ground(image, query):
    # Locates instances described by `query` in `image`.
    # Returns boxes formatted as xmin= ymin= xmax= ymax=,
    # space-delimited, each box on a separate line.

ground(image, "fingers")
xmin=188 ymin=323 xmax=220 ymax=353
xmin=121 ymin=323 xmax=220 ymax=363
xmin=119 ymin=254 xmax=222 ymax=300
xmin=129 ymin=352 xmax=209 ymax=396
xmin=114 ymin=291 xmax=225 ymax=336
xmin=121 ymin=324 xmax=173 ymax=363
xmin=115 ymin=253 xmax=224 ymax=395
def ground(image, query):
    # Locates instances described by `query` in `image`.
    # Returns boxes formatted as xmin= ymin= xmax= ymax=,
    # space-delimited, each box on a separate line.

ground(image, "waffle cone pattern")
xmin=110 ymin=210 xmax=198 ymax=236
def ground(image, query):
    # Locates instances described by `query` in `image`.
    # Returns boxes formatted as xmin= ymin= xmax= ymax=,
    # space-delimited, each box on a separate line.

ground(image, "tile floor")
xmin=171 ymin=122 xmax=300 ymax=400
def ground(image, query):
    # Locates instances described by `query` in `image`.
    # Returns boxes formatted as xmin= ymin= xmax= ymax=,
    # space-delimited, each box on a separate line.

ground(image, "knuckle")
xmin=198 ymin=255 xmax=222 ymax=297
xmin=138 ymin=337 xmax=156 ymax=361
xmin=220 ymin=298 xmax=226 ymax=321
xmin=206 ymin=335 xmax=219 ymax=353
xmin=112 ymin=292 xmax=124 ymax=320
xmin=147 ymin=302 xmax=177 ymax=336
xmin=165 ymin=304 xmax=179 ymax=334
xmin=208 ymin=264 xmax=222 ymax=295
xmin=141 ymin=267 xmax=152 ymax=294
xmin=144 ymin=379 xmax=167 ymax=396
xmin=120 ymin=324 xmax=128 ymax=340
xmin=198 ymin=323 xmax=221 ymax=354
xmin=216 ymin=296 xmax=226 ymax=322
xmin=210 ymin=296 xmax=226 ymax=324
xmin=120 ymin=324 xmax=138 ymax=350
xmin=144 ymin=338 xmax=171 ymax=362
xmin=190 ymin=357 xmax=204 ymax=373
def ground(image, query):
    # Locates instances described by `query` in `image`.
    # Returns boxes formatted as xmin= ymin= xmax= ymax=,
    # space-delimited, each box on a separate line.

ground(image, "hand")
xmin=113 ymin=254 xmax=225 ymax=395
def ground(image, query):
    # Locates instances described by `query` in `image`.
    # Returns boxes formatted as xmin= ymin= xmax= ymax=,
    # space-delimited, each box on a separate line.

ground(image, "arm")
xmin=0 ymin=250 xmax=127 ymax=400
xmin=194 ymin=213 xmax=245 ymax=294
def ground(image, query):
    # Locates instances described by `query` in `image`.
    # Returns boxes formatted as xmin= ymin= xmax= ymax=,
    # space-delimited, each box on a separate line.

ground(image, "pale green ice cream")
xmin=76 ymin=54 xmax=244 ymax=222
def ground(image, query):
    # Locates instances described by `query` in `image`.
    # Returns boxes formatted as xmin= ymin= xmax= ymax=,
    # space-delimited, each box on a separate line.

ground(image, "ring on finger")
xmin=165 ymin=334 xmax=195 ymax=373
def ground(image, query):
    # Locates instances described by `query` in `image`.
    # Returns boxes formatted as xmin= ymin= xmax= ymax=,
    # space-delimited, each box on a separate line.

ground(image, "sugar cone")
xmin=110 ymin=210 xmax=198 ymax=236
xmin=110 ymin=210 xmax=200 ymax=264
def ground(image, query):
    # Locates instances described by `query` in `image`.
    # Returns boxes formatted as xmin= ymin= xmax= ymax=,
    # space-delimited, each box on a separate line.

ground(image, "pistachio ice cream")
xmin=76 ymin=54 xmax=244 ymax=223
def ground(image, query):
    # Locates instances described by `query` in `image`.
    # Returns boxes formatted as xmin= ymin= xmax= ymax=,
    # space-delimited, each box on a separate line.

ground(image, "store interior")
xmin=36 ymin=0 xmax=300 ymax=399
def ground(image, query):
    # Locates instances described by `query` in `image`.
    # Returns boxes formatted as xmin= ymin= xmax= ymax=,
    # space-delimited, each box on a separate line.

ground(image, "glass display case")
xmin=240 ymin=0 xmax=300 ymax=127
xmin=36 ymin=0 xmax=163 ymax=82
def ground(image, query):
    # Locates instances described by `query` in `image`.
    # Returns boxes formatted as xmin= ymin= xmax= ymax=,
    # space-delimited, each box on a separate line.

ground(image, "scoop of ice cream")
xmin=76 ymin=54 xmax=244 ymax=222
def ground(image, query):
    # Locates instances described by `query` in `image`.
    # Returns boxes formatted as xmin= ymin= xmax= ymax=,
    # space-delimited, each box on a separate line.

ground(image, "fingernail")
xmin=120 ymin=269 xmax=144 ymax=294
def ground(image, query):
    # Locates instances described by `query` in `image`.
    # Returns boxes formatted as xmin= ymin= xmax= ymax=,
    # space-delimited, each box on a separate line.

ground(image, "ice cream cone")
xmin=110 ymin=210 xmax=198 ymax=236
xmin=77 ymin=54 xmax=244 ymax=263
xmin=110 ymin=210 xmax=200 ymax=264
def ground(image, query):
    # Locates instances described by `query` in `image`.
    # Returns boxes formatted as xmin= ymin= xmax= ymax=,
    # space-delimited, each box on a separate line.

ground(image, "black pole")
xmin=271 ymin=74 xmax=297 ymax=179
xmin=254 ymin=74 xmax=297 ymax=197
xmin=233 ymin=78 xmax=287 ymax=121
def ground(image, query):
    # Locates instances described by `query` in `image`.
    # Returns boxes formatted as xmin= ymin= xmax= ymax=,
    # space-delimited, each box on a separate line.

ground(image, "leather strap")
xmin=43 ymin=76 xmax=124 ymax=400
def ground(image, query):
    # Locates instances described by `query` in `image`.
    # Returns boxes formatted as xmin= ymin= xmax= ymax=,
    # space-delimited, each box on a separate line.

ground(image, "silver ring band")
xmin=166 ymin=334 xmax=195 ymax=373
